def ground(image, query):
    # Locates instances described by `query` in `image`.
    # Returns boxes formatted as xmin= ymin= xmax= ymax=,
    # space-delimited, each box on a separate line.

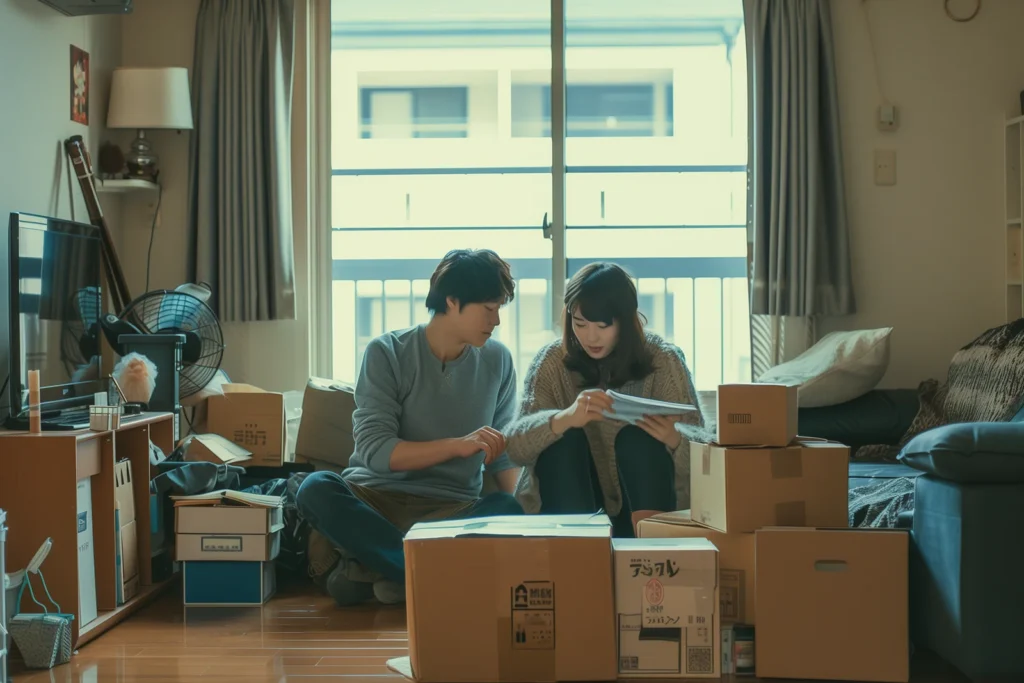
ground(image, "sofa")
xmin=798 ymin=319 xmax=1024 ymax=680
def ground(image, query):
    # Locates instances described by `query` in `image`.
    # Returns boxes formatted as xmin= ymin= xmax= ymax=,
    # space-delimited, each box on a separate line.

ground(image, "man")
xmin=296 ymin=249 xmax=524 ymax=607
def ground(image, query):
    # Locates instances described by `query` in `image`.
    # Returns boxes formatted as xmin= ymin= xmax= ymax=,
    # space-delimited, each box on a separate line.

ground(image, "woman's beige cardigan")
xmin=505 ymin=333 xmax=704 ymax=515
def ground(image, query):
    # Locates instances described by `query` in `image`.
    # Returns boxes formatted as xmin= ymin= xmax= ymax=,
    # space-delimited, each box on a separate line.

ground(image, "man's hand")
xmin=636 ymin=414 xmax=684 ymax=449
xmin=451 ymin=427 xmax=507 ymax=465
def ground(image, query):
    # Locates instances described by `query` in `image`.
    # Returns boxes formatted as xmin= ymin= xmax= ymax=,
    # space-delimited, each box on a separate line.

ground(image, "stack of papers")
xmin=170 ymin=489 xmax=284 ymax=508
xmin=603 ymin=390 xmax=698 ymax=425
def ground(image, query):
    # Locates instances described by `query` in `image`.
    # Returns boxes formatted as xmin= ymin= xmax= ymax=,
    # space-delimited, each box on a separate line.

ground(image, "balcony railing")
xmin=330 ymin=248 xmax=750 ymax=391
xmin=329 ymin=162 xmax=751 ymax=390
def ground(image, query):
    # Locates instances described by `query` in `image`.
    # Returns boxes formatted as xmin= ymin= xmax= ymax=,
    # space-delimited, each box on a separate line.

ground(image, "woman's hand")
xmin=550 ymin=389 xmax=613 ymax=435
xmin=637 ymin=414 xmax=684 ymax=449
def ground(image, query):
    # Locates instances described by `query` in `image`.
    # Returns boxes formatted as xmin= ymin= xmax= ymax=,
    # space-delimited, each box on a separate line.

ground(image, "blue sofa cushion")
xmin=899 ymin=422 xmax=1024 ymax=483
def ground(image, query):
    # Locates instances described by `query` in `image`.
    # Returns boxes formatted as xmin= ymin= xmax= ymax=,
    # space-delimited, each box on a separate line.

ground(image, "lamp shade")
xmin=107 ymin=67 xmax=193 ymax=130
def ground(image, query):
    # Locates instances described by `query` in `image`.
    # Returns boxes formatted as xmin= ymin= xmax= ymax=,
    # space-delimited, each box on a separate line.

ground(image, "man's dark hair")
xmin=425 ymin=249 xmax=516 ymax=314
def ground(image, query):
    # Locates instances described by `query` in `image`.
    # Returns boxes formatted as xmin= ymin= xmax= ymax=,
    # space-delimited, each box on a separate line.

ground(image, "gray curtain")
xmin=187 ymin=0 xmax=297 ymax=322
xmin=744 ymin=0 xmax=855 ymax=319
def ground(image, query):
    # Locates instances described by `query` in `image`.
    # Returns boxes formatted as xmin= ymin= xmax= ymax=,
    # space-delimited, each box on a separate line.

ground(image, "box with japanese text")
xmin=637 ymin=510 xmax=756 ymax=625
xmin=613 ymin=538 xmax=720 ymax=679
xmin=396 ymin=514 xmax=617 ymax=683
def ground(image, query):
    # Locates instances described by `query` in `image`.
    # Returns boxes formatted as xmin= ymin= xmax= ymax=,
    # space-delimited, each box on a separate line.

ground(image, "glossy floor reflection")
xmin=5 ymin=581 xmax=984 ymax=683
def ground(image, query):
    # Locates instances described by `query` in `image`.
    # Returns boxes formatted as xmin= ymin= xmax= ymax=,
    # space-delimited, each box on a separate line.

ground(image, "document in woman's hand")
xmin=602 ymin=390 xmax=698 ymax=424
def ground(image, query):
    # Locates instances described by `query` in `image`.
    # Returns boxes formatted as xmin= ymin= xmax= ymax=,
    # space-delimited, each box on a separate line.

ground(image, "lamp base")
xmin=125 ymin=129 xmax=159 ymax=183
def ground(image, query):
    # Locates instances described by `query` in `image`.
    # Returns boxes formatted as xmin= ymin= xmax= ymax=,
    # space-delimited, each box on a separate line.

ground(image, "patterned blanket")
xmin=848 ymin=477 xmax=915 ymax=528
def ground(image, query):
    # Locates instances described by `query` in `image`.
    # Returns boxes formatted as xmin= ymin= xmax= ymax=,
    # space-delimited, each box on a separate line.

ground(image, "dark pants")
xmin=295 ymin=471 xmax=524 ymax=583
xmin=534 ymin=426 xmax=675 ymax=537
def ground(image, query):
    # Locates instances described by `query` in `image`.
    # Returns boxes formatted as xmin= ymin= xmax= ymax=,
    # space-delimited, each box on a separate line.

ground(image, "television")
xmin=5 ymin=212 xmax=105 ymax=427
xmin=36 ymin=0 xmax=132 ymax=16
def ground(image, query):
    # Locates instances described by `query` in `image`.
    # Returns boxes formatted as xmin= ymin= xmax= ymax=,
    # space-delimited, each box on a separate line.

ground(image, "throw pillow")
xmin=757 ymin=328 xmax=893 ymax=408
xmin=899 ymin=422 xmax=1024 ymax=483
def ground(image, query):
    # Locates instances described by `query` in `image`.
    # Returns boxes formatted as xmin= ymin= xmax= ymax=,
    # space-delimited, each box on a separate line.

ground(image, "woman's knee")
xmin=536 ymin=428 xmax=590 ymax=474
xmin=615 ymin=425 xmax=663 ymax=453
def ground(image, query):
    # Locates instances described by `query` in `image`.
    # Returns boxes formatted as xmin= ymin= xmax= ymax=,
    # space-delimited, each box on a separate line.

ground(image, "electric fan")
xmin=100 ymin=283 xmax=225 ymax=398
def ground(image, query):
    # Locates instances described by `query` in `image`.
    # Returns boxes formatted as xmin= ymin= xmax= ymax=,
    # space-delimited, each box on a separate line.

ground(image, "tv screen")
xmin=7 ymin=212 xmax=104 ymax=418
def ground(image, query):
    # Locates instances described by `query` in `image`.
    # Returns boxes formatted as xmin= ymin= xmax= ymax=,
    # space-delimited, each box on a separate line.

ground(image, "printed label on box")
xmin=511 ymin=580 xmax=555 ymax=650
xmin=719 ymin=569 xmax=744 ymax=622
xmin=201 ymin=536 xmax=243 ymax=552
xmin=233 ymin=423 xmax=269 ymax=449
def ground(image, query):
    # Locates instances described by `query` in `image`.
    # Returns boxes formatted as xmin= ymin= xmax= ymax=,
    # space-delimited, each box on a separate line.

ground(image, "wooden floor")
xmin=4 ymin=581 xmax=986 ymax=683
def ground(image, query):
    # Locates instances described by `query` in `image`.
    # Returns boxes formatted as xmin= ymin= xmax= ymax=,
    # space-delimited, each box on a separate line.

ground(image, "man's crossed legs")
xmin=296 ymin=471 xmax=523 ymax=606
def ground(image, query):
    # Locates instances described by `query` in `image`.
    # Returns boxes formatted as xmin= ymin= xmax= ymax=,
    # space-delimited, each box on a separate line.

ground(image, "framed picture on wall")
xmin=71 ymin=45 xmax=89 ymax=125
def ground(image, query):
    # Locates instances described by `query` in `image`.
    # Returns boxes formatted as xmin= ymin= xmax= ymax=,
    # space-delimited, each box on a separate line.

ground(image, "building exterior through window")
xmin=330 ymin=0 xmax=750 ymax=392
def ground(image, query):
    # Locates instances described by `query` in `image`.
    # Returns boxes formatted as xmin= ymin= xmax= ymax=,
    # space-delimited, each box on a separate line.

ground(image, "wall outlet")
xmin=877 ymin=104 xmax=899 ymax=132
xmin=874 ymin=149 xmax=896 ymax=186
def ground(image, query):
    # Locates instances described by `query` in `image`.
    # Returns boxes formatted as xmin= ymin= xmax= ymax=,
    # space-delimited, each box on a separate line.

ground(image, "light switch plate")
xmin=874 ymin=149 xmax=896 ymax=186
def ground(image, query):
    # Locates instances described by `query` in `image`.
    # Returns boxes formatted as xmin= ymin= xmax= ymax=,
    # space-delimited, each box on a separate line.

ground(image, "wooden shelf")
xmin=95 ymin=179 xmax=159 ymax=194
xmin=77 ymin=577 xmax=176 ymax=647
xmin=0 ymin=413 xmax=175 ymax=649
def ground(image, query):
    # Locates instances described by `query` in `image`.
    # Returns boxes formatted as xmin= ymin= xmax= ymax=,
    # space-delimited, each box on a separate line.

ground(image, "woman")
xmin=505 ymin=262 xmax=704 ymax=537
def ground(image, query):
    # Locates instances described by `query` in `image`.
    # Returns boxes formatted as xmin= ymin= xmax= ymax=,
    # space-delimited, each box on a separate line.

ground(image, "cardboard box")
xmin=206 ymin=383 xmax=285 ymax=467
xmin=613 ymin=538 xmax=719 ymax=679
xmin=76 ymin=477 xmax=98 ymax=625
xmin=184 ymin=433 xmax=253 ymax=466
xmin=716 ymin=383 xmax=798 ymax=447
xmin=183 ymin=560 xmax=276 ymax=606
xmin=690 ymin=439 xmax=849 ymax=533
xmin=175 ymin=505 xmax=284 ymax=535
xmin=176 ymin=530 xmax=282 ymax=562
xmin=295 ymin=377 xmax=355 ymax=469
xmin=114 ymin=460 xmax=138 ymax=603
xmin=399 ymin=514 xmax=617 ymax=683
xmin=636 ymin=510 xmax=756 ymax=625
xmin=755 ymin=527 xmax=910 ymax=682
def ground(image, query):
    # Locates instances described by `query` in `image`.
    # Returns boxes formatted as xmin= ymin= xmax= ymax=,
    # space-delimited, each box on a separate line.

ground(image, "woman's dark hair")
xmin=425 ymin=249 xmax=516 ymax=314
xmin=562 ymin=262 xmax=654 ymax=388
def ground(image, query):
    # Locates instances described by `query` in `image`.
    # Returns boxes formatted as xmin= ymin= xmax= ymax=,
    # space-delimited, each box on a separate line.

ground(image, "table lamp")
xmin=106 ymin=66 xmax=193 ymax=182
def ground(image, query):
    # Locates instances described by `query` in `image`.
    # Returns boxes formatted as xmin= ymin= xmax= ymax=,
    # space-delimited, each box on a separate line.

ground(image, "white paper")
xmin=604 ymin=391 xmax=698 ymax=425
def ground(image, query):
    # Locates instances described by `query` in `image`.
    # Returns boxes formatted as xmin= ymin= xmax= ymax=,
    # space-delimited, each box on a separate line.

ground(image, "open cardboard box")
xmin=206 ymin=383 xmax=285 ymax=467
xmin=388 ymin=514 xmax=617 ymax=683
xmin=184 ymin=433 xmax=253 ymax=466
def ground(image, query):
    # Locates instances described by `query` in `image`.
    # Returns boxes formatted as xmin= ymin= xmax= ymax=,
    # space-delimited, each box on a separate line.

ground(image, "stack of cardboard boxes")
xmin=392 ymin=383 xmax=911 ymax=683
xmin=640 ymin=384 xmax=910 ymax=682
xmin=173 ymin=490 xmax=286 ymax=606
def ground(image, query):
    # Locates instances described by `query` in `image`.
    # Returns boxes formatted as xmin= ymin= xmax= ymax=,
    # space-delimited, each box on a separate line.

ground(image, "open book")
xmin=171 ymin=489 xmax=284 ymax=508
xmin=603 ymin=390 xmax=698 ymax=425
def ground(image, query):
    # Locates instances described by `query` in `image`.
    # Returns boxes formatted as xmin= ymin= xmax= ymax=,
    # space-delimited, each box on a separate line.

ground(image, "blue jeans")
xmin=296 ymin=471 xmax=524 ymax=583
xmin=534 ymin=426 xmax=675 ymax=537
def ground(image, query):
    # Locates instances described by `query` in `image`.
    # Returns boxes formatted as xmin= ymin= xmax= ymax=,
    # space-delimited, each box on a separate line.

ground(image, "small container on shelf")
xmin=89 ymin=405 xmax=123 ymax=431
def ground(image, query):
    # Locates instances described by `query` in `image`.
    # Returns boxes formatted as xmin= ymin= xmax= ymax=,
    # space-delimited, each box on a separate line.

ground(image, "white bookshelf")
xmin=1005 ymin=116 xmax=1024 ymax=321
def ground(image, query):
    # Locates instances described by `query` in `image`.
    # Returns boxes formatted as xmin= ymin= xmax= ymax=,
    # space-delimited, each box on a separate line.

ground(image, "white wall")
xmin=823 ymin=0 xmax=1024 ymax=388
xmin=0 ymin=0 xmax=123 ymax=410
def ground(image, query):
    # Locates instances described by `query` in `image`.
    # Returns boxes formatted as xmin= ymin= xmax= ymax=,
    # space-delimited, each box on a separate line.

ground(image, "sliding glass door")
xmin=328 ymin=0 xmax=749 ymax=388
